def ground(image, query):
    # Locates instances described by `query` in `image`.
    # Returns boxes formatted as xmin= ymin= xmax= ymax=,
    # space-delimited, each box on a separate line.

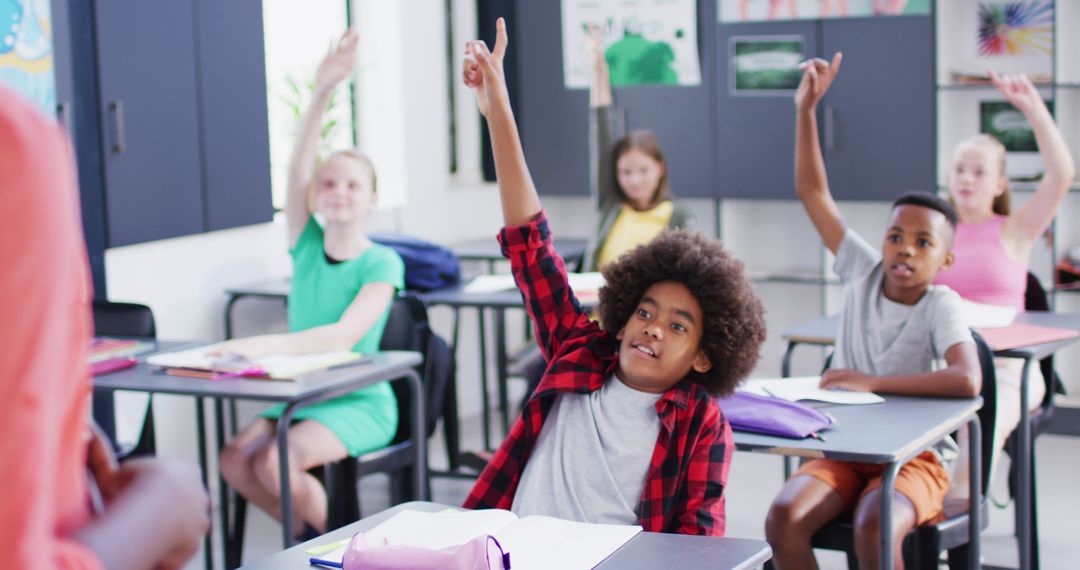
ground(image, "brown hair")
xmin=611 ymin=129 xmax=670 ymax=209
xmin=952 ymin=134 xmax=1010 ymax=215
xmin=306 ymin=149 xmax=378 ymax=212
xmin=598 ymin=229 xmax=767 ymax=396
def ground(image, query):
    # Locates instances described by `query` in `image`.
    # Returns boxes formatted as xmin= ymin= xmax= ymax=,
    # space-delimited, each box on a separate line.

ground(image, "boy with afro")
xmin=460 ymin=19 xmax=767 ymax=535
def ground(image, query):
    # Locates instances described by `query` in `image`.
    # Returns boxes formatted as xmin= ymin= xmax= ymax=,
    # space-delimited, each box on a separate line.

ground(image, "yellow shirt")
xmin=597 ymin=201 xmax=675 ymax=268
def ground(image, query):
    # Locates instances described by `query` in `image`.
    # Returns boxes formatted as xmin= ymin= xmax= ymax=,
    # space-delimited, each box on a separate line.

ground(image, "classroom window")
xmin=262 ymin=0 xmax=354 ymax=210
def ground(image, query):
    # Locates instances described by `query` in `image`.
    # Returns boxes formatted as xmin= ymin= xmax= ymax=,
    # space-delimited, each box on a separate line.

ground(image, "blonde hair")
xmin=952 ymin=134 xmax=1010 ymax=215
xmin=306 ymin=149 xmax=378 ymax=212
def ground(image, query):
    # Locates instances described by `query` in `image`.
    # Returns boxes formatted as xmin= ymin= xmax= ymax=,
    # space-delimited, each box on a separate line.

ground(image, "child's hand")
xmin=463 ymin=17 xmax=510 ymax=119
xmin=314 ymin=29 xmax=359 ymax=96
xmin=208 ymin=336 xmax=273 ymax=360
xmin=989 ymin=70 xmax=1046 ymax=117
xmin=819 ymin=368 xmax=876 ymax=392
xmin=794 ymin=52 xmax=843 ymax=113
xmin=584 ymin=23 xmax=605 ymax=74
xmin=118 ymin=459 xmax=210 ymax=570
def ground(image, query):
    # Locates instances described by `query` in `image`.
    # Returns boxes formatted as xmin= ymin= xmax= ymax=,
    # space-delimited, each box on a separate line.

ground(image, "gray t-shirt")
xmin=833 ymin=229 xmax=973 ymax=474
xmin=834 ymin=229 xmax=973 ymax=375
xmin=511 ymin=376 xmax=662 ymax=525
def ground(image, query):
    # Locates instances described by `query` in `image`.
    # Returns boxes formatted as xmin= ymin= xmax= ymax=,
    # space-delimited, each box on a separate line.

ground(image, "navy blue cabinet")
xmin=715 ymin=15 xmax=935 ymax=201
xmin=90 ymin=0 xmax=272 ymax=247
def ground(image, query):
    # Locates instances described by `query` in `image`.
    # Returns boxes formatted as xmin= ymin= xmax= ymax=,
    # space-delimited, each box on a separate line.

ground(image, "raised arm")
xmin=996 ymin=72 xmax=1077 ymax=245
xmin=464 ymin=18 xmax=541 ymax=226
xmin=286 ymin=30 xmax=359 ymax=248
xmin=794 ymin=53 xmax=846 ymax=254
xmin=587 ymin=24 xmax=620 ymax=214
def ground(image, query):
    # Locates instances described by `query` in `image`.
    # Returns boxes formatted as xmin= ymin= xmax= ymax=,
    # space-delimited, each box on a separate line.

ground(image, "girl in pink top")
xmin=935 ymin=72 xmax=1076 ymax=460
xmin=0 ymin=85 xmax=209 ymax=570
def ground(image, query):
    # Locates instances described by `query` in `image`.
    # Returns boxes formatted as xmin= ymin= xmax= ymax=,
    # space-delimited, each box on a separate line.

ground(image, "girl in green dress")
xmin=218 ymin=29 xmax=404 ymax=537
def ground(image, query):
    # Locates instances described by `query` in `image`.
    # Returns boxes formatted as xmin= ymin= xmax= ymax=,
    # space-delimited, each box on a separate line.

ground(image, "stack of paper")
xmin=90 ymin=337 xmax=155 ymax=363
xmin=463 ymin=273 xmax=606 ymax=297
xmin=741 ymin=377 xmax=885 ymax=405
xmin=146 ymin=344 xmax=363 ymax=380
xmin=310 ymin=509 xmax=641 ymax=569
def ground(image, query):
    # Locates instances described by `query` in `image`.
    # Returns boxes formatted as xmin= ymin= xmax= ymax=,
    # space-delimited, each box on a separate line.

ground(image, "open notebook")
xmin=463 ymin=272 xmax=606 ymax=297
xmin=742 ymin=376 xmax=884 ymax=405
xmin=310 ymin=509 xmax=641 ymax=569
xmin=145 ymin=344 xmax=363 ymax=380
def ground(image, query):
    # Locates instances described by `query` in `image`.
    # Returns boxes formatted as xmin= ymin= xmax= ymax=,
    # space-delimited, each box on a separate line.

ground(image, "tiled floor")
xmin=202 ymin=411 xmax=1079 ymax=570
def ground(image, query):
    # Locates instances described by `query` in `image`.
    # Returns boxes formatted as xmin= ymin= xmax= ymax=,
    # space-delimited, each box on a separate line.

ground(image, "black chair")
xmin=1000 ymin=273 xmax=1064 ymax=568
xmin=806 ymin=331 xmax=998 ymax=569
xmin=227 ymin=293 xmax=454 ymax=566
xmin=323 ymin=292 xmax=455 ymax=528
xmin=91 ymin=301 xmax=157 ymax=459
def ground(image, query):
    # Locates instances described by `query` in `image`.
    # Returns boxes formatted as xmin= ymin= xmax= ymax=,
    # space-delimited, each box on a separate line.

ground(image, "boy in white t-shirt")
xmin=764 ymin=54 xmax=982 ymax=570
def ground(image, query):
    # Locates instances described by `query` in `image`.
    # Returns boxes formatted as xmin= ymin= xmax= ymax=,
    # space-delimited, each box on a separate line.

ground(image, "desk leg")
xmin=879 ymin=461 xmax=901 ymax=570
xmin=781 ymin=341 xmax=798 ymax=481
xmin=405 ymin=370 xmax=428 ymax=500
xmin=495 ymin=308 xmax=510 ymax=436
xmin=1018 ymin=356 xmax=1034 ymax=570
xmin=194 ymin=397 xmax=213 ymax=570
xmin=214 ymin=399 xmax=231 ymax=570
xmin=478 ymin=309 xmax=491 ymax=450
xmin=968 ymin=414 xmax=982 ymax=570
xmin=781 ymin=341 xmax=798 ymax=378
xmin=445 ymin=307 xmax=462 ymax=470
xmin=276 ymin=405 xmax=298 ymax=548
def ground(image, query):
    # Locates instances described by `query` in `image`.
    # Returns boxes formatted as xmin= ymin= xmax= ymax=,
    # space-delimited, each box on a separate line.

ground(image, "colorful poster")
xmin=731 ymin=36 xmax=803 ymax=94
xmin=976 ymin=1 xmax=1054 ymax=57
xmin=980 ymin=100 xmax=1054 ymax=152
xmin=562 ymin=0 xmax=701 ymax=89
xmin=718 ymin=0 xmax=931 ymax=23
xmin=0 ymin=0 xmax=55 ymax=115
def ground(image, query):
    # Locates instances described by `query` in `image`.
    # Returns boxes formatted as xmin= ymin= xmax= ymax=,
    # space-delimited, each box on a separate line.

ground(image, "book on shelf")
xmin=145 ymin=344 xmax=364 ymax=380
xmin=310 ymin=508 xmax=641 ymax=570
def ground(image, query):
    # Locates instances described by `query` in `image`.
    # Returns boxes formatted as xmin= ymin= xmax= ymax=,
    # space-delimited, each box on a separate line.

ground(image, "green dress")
xmin=260 ymin=216 xmax=405 ymax=456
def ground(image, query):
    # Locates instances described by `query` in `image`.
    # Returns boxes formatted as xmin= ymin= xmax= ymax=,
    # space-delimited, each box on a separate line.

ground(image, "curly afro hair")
xmin=598 ymin=230 xmax=766 ymax=396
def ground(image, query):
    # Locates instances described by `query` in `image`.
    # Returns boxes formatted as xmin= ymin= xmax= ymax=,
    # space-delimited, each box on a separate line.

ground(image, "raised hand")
xmin=989 ymin=70 xmax=1047 ymax=117
xmin=584 ymin=23 xmax=605 ymax=74
xmin=315 ymin=28 xmax=359 ymax=96
xmin=463 ymin=17 xmax=510 ymax=118
xmin=794 ymin=52 xmax=843 ymax=112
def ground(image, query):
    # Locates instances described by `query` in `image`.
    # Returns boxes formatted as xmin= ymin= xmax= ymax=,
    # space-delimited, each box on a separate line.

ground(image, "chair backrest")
xmin=378 ymin=293 xmax=454 ymax=444
xmin=92 ymin=301 xmax=156 ymax=338
xmin=1023 ymin=272 xmax=1063 ymax=401
xmin=971 ymin=330 xmax=1000 ymax=493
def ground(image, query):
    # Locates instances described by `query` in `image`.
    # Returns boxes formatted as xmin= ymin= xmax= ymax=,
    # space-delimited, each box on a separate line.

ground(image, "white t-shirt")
xmin=511 ymin=376 xmax=662 ymax=524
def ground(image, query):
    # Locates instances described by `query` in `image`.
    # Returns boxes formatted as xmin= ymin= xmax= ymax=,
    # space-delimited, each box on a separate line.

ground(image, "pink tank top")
xmin=933 ymin=215 xmax=1028 ymax=311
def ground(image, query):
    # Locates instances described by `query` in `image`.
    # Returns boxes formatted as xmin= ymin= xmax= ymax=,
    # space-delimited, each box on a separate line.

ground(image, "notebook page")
xmin=361 ymin=509 xmax=520 ymax=550
xmin=747 ymin=377 xmax=885 ymax=405
xmin=494 ymin=516 xmax=641 ymax=570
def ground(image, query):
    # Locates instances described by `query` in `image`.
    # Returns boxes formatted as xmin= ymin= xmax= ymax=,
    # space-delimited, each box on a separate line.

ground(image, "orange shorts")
xmin=794 ymin=451 xmax=949 ymax=525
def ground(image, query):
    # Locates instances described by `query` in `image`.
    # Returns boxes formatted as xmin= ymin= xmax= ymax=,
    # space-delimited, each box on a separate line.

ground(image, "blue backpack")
xmin=370 ymin=233 xmax=462 ymax=292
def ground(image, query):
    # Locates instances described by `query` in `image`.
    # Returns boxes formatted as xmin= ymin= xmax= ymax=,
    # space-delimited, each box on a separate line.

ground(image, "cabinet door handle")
xmin=824 ymin=106 xmax=836 ymax=151
xmin=109 ymin=100 xmax=126 ymax=154
xmin=56 ymin=102 xmax=73 ymax=135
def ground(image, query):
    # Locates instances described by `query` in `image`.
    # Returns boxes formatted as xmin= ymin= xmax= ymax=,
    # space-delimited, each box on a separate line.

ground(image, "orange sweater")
xmin=0 ymin=86 xmax=102 ymax=569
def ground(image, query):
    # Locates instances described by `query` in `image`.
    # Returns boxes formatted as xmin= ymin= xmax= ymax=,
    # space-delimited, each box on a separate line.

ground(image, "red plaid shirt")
xmin=462 ymin=211 xmax=734 ymax=535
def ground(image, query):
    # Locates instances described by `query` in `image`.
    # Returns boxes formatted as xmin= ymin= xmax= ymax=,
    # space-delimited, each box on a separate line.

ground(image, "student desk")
xmin=778 ymin=311 xmax=1080 ymax=570
xmin=733 ymin=395 xmax=983 ymax=570
xmin=92 ymin=343 xmax=425 ymax=566
xmin=237 ymin=501 xmax=773 ymax=570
